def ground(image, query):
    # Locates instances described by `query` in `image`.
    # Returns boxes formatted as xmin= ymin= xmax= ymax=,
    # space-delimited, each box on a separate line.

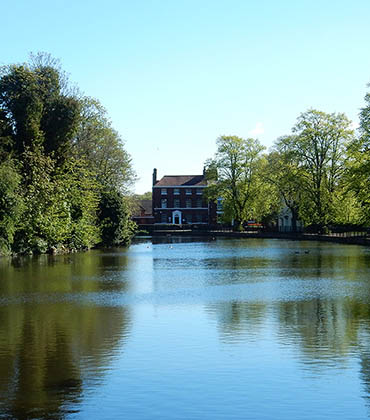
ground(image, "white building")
xmin=277 ymin=205 xmax=303 ymax=233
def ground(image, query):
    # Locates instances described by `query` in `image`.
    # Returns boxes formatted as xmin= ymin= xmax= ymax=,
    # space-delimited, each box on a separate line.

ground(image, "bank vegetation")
xmin=0 ymin=53 xmax=136 ymax=256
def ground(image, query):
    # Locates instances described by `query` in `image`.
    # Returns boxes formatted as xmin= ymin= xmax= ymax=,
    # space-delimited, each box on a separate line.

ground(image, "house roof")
xmin=132 ymin=199 xmax=152 ymax=217
xmin=139 ymin=199 xmax=152 ymax=214
xmin=154 ymin=175 xmax=207 ymax=187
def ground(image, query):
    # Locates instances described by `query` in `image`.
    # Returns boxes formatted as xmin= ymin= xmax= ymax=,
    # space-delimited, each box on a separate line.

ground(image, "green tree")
xmin=205 ymin=135 xmax=265 ymax=231
xmin=359 ymin=85 xmax=370 ymax=146
xmin=13 ymin=149 xmax=100 ymax=254
xmin=345 ymin=87 xmax=370 ymax=224
xmin=277 ymin=110 xmax=353 ymax=231
xmin=74 ymin=98 xmax=135 ymax=192
xmin=0 ymin=160 xmax=23 ymax=255
xmin=133 ymin=191 xmax=152 ymax=200
xmin=265 ymin=140 xmax=310 ymax=232
xmin=0 ymin=53 xmax=136 ymax=254
xmin=0 ymin=53 xmax=80 ymax=160
xmin=98 ymin=188 xmax=136 ymax=246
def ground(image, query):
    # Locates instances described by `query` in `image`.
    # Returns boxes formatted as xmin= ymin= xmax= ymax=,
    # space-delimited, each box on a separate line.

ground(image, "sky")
xmin=2 ymin=0 xmax=370 ymax=193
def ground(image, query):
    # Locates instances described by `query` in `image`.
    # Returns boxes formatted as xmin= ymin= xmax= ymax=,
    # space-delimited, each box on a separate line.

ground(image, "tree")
xmin=13 ymin=150 xmax=100 ymax=254
xmin=133 ymin=191 xmax=152 ymax=200
xmin=264 ymin=146 xmax=304 ymax=232
xmin=205 ymin=135 xmax=265 ymax=231
xmin=74 ymin=98 xmax=135 ymax=193
xmin=359 ymin=85 xmax=370 ymax=147
xmin=0 ymin=160 xmax=23 ymax=255
xmin=0 ymin=53 xmax=137 ymax=254
xmin=277 ymin=110 xmax=353 ymax=231
xmin=0 ymin=54 xmax=80 ymax=160
xmin=345 ymin=87 xmax=370 ymax=224
xmin=98 ymin=188 xmax=136 ymax=246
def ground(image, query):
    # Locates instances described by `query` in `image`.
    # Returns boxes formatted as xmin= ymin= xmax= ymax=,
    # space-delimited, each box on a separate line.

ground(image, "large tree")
xmin=345 ymin=87 xmax=370 ymax=224
xmin=74 ymin=98 xmax=135 ymax=193
xmin=0 ymin=53 xmax=136 ymax=254
xmin=205 ymin=135 xmax=265 ymax=231
xmin=0 ymin=53 xmax=80 ymax=160
xmin=264 ymin=145 xmax=305 ymax=232
xmin=276 ymin=110 xmax=353 ymax=231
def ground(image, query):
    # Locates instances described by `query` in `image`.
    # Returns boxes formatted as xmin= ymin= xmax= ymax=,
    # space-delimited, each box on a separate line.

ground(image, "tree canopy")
xmin=0 ymin=54 xmax=136 ymax=255
xmin=205 ymin=135 xmax=269 ymax=230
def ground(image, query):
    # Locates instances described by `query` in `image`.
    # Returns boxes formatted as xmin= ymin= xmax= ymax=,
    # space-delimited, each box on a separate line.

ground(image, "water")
xmin=1 ymin=238 xmax=370 ymax=419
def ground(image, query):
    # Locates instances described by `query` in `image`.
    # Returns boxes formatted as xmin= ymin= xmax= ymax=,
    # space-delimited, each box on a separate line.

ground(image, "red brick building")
xmin=132 ymin=199 xmax=154 ymax=225
xmin=152 ymin=168 xmax=217 ymax=226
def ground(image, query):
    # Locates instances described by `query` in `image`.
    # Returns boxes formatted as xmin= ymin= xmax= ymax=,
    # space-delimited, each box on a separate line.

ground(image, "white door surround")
xmin=172 ymin=210 xmax=182 ymax=224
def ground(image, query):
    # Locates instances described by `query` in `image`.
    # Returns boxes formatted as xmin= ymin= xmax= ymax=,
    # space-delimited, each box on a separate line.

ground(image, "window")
xmin=196 ymin=199 xmax=202 ymax=208
xmin=161 ymin=213 xmax=167 ymax=223
xmin=196 ymin=189 xmax=203 ymax=195
xmin=161 ymin=188 xmax=167 ymax=195
xmin=185 ymin=188 xmax=192 ymax=195
xmin=187 ymin=214 xmax=192 ymax=223
xmin=174 ymin=198 xmax=180 ymax=208
xmin=186 ymin=199 xmax=192 ymax=208
xmin=196 ymin=214 xmax=202 ymax=223
xmin=217 ymin=197 xmax=223 ymax=212
xmin=161 ymin=199 xmax=167 ymax=208
xmin=174 ymin=188 xmax=180 ymax=195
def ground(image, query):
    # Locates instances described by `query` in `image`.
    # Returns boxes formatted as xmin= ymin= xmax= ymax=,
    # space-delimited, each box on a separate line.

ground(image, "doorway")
xmin=172 ymin=210 xmax=182 ymax=225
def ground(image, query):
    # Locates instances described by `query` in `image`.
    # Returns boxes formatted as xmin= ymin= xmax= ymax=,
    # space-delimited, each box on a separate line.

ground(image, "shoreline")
xmin=137 ymin=229 xmax=370 ymax=247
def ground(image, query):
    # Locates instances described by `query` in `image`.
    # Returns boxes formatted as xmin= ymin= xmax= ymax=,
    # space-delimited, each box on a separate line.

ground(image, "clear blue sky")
xmin=2 ymin=0 xmax=370 ymax=193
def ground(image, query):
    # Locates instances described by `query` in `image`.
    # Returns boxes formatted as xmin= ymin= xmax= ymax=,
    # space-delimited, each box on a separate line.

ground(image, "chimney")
xmin=152 ymin=168 xmax=157 ymax=185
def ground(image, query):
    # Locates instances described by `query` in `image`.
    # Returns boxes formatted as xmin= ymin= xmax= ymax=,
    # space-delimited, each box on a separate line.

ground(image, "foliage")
xmin=0 ymin=54 xmax=135 ymax=255
xmin=98 ymin=188 xmax=137 ymax=247
xmin=13 ymin=151 xmax=100 ymax=254
xmin=264 ymin=147 xmax=304 ymax=231
xmin=0 ymin=54 xmax=80 ymax=160
xmin=205 ymin=135 xmax=266 ymax=230
xmin=74 ymin=98 xmax=136 ymax=192
xmin=345 ymin=88 xmax=370 ymax=224
xmin=0 ymin=160 xmax=23 ymax=255
xmin=133 ymin=191 xmax=152 ymax=200
xmin=276 ymin=110 xmax=353 ymax=231
xmin=359 ymin=85 xmax=370 ymax=147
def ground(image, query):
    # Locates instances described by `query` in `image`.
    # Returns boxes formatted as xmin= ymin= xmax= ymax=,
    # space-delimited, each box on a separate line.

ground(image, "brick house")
xmin=132 ymin=199 xmax=154 ymax=226
xmin=152 ymin=168 xmax=217 ymax=226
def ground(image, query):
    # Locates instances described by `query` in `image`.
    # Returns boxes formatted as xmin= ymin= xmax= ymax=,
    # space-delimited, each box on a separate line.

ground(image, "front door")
xmin=172 ymin=210 xmax=182 ymax=225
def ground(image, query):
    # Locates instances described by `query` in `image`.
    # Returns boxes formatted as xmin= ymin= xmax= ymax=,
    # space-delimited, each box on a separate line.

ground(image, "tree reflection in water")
xmin=0 ymin=251 xmax=131 ymax=419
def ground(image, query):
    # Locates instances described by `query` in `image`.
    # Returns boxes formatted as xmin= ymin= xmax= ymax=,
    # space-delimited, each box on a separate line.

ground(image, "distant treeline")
xmin=0 ymin=53 xmax=136 ymax=255
xmin=204 ymin=94 xmax=370 ymax=232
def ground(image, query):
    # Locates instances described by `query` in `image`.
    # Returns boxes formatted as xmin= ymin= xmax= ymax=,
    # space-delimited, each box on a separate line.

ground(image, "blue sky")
xmin=2 ymin=0 xmax=370 ymax=192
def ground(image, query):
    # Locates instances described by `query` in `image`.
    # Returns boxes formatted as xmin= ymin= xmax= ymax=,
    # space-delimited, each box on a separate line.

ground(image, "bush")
xmin=98 ymin=189 xmax=136 ymax=247
xmin=0 ymin=160 xmax=23 ymax=255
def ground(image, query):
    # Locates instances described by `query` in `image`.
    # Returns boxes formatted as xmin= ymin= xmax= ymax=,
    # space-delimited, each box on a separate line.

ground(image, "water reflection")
xmin=1 ymin=239 xmax=370 ymax=419
xmin=276 ymin=298 xmax=362 ymax=364
xmin=0 ymin=251 xmax=131 ymax=419
xmin=206 ymin=301 xmax=267 ymax=343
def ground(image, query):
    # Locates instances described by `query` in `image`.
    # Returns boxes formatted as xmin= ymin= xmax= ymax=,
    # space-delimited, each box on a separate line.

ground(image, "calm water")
xmin=1 ymin=238 xmax=370 ymax=419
